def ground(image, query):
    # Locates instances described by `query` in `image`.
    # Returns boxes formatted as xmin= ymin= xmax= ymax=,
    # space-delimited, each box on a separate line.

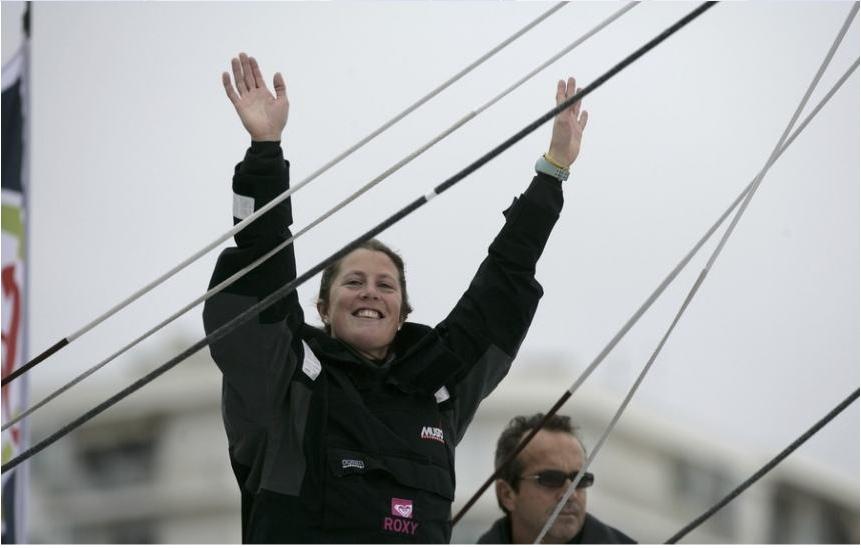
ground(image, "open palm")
xmin=222 ymin=52 xmax=288 ymax=142
xmin=547 ymin=77 xmax=588 ymax=168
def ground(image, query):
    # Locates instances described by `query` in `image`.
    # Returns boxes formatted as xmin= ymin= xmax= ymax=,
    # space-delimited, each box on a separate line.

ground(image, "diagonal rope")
xmin=666 ymin=388 xmax=860 ymax=543
xmin=0 ymin=2 xmax=569 ymax=388
xmin=536 ymin=267 xmax=706 ymax=543
xmin=0 ymin=2 xmax=717 ymax=474
xmin=0 ymin=3 xmax=638 ymax=431
xmin=452 ymin=54 xmax=860 ymax=526
xmin=534 ymin=6 xmax=858 ymax=542
xmin=701 ymin=2 xmax=857 ymax=274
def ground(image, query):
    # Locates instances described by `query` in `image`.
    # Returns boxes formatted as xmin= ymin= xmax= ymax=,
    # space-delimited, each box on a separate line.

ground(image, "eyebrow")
xmin=342 ymin=270 xmax=396 ymax=281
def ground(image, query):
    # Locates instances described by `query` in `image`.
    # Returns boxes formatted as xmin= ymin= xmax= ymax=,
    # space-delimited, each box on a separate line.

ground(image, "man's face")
xmin=499 ymin=430 xmax=588 ymax=544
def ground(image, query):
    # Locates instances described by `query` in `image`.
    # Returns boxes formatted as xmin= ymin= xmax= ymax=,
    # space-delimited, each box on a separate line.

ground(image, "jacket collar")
xmin=478 ymin=514 xmax=614 ymax=544
xmin=301 ymin=322 xmax=435 ymax=386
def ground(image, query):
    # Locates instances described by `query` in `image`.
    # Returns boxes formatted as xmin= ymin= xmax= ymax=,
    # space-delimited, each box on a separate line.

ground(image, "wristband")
xmin=535 ymin=154 xmax=570 ymax=181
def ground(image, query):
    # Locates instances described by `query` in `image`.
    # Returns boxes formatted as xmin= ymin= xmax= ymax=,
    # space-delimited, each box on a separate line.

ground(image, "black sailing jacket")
xmin=203 ymin=142 xmax=564 ymax=543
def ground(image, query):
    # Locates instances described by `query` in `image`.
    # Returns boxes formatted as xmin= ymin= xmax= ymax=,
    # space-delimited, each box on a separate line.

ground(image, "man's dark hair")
xmin=494 ymin=413 xmax=586 ymax=514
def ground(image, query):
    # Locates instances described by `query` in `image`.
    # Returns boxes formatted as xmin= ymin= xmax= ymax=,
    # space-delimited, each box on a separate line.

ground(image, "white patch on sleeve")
xmin=233 ymin=193 xmax=255 ymax=220
xmin=301 ymin=341 xmax=322 ymax=380
xmin=434 ymin=386 xmax=450 ymax=404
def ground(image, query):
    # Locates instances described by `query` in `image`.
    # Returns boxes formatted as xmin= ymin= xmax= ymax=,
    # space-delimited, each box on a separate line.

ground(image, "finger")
xmin=565 ymin=77 xmax=577 ymax=111
xmin=222 ymin=72 xmax=240 ymax=105
xmin=239 ymin=52 xmax=256 ymax=91
xmin=579 ymin=110 xmax=589 ymax=130
xmin=572 ymin=87 xmax=583 ymax=118
xmin=231 ymin=57 xmax=246 ymax=94
xmin=249 ymin=56 xmax=266 ymax=91
xmin=555 ymin=79 xmax=565 ymax=105
xmin=273 ymin=72 xmax=287 ymax=100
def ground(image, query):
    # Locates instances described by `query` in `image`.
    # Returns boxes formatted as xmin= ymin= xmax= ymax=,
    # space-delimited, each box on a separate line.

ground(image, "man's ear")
xmin=496 ymin=479 xmax=517 ymax=513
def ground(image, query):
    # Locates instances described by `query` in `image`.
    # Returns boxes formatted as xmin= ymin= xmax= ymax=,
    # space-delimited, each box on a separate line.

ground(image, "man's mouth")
xmin=556 ymin=504 xmax=581 ymax=517
xmin=353 ymin=308 xmax=383 ymax=319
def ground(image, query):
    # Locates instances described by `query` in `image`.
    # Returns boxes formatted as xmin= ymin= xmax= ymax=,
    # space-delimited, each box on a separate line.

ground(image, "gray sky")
xmin=3 ymin=1 xmax=858 ymax=484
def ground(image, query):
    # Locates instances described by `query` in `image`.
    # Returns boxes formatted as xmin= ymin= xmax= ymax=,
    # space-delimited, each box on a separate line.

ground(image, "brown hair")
xmin=317 ymin=239 xmax=413 ymax=333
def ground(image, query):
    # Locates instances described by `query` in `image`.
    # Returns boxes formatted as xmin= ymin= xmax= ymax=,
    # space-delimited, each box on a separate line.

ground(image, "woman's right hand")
xmin=546 ymin=77 xmax=588 ymax=168
xmin=222 ymin=52 xmax=288 ymax=142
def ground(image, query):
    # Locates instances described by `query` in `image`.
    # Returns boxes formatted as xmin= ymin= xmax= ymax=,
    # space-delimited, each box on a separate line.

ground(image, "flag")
xmin=1 ymin=29 xmax=30 ymax=544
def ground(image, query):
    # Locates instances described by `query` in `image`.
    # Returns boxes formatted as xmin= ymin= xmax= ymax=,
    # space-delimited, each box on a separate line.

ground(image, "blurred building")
xmin=25 ymin=345 xmax=858 ymax=543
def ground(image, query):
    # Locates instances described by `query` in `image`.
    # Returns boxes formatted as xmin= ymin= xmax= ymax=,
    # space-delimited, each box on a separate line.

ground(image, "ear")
xmin=496 ymin=479 xmax=517 ymax=513
xmin=316 ymin=300 xmax=328 ymax=324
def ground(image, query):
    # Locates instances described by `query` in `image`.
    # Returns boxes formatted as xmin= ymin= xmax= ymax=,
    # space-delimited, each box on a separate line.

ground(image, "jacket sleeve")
xmin=438 ymin=173 xmax=563 ymax=443
xmin=202 ymin=141 xmax=303 ymax=438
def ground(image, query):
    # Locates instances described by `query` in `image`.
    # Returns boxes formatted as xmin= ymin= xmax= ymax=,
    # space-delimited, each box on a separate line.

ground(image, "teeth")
xmin=355 ymin=309 xmax=382 ymax=319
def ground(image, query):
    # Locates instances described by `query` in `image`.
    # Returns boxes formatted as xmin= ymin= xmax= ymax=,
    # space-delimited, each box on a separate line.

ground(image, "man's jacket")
xmin=477 ymin=514 xmax=637 ymax=544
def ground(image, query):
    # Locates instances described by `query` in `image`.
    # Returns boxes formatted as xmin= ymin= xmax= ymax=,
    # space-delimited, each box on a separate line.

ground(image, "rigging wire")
xmin=451 ymin=52 xmax=861 ymax=526
xmin=0 ymin=1 xmax=569 ymax=388
xmin=0 ymin=2 xmax=638 ymax=431
xmin=534 ymin=5 xmax=859 ymax=542
xmin=666 ymin=388 xmax=860 ymax=543
xmin=0 ymin=2 xmax=717 ymax=474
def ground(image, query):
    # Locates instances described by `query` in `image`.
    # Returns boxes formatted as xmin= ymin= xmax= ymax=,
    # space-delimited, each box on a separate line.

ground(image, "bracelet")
xmin=543 ymin=154 xmax=567 ymax=170
xmin=535 ymin=154 xmax=570 ymax=181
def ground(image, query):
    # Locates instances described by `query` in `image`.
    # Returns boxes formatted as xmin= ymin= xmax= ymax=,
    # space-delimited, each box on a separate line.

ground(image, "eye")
xmin=378 ymin=281 xmax=396 ymax=291
xmin=344 ymin=279 xmax=362 ymax=287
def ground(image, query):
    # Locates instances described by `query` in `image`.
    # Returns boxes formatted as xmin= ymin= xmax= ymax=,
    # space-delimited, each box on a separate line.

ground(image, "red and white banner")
xmin=2 ymin=38 xmax=30 ymax=544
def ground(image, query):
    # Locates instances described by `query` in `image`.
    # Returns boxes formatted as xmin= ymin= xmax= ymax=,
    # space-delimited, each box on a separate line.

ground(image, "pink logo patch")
xmin=391 ymin=498 xmax=413 ymax=518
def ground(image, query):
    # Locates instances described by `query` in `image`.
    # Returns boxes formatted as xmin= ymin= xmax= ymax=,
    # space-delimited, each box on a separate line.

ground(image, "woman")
xmin=203 ymin=52 xmax=587 ymax=543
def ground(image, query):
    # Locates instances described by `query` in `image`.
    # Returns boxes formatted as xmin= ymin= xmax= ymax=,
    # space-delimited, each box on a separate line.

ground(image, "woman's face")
xmin=318 ymin=249 xmax=403 ymax=360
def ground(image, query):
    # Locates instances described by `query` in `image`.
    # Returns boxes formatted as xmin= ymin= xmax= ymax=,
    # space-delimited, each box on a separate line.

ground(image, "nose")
xmin=556 ymin=479 xmax=573 ymax=498
xmin=555 ymin=478 xmax=584 ymax=501
xmin=360 ymin=286 xmax=380 ymax=300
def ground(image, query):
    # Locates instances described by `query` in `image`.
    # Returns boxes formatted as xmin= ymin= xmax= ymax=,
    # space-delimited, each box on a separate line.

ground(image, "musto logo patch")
xmin=420 ymin=426 xmax=444 ymax=443
xmin=383 ymin=497 xmax=419 ymax=535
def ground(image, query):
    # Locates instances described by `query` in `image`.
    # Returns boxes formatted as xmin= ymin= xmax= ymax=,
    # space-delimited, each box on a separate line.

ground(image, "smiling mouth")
xmin=353 ymin=308 xmax=383 ymax=319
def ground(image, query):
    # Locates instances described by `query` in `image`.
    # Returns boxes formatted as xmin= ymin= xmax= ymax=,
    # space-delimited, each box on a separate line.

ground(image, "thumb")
xmin=273 ymin=72 xmax=287 ymax=100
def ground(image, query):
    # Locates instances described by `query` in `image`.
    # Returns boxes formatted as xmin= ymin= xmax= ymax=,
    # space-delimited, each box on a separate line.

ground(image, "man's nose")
xmin=556 ymin=479 xmax=582 ymax=500
xmin=555 ymin=480 xmax=571 ymax=499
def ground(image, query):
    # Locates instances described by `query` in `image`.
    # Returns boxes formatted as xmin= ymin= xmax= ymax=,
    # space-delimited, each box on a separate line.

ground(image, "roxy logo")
xmin=420 ymin=426 xmax=444 ymax=444
xmin=391 ymin=498 xmax=413 ymax=518
xmin=341 ymin=459 xmax=364 ymax=470
xmin=383 ymin=498 xmax=419 ymax=535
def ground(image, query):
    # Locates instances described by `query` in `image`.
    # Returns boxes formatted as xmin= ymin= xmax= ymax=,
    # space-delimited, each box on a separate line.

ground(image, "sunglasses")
xmin=520 ymin=470 xmax=595 ymax=489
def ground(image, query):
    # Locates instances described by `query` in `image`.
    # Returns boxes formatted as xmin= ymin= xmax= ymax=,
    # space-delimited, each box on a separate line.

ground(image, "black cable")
xmin=1 ymin=1 xmax=716 ymax=475
xmin=665 ymin=388 xmax=860 ymax=544
xmin=23 ymin=2 xmax=30 ymax=38
xmin=1 ymin=339 xmax=67 ymax=386
xmin=2 ymin=3 xmax=572 ymax=390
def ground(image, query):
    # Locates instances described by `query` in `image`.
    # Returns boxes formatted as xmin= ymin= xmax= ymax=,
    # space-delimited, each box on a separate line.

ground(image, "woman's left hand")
xmin=546 ymin=77 xmax=588 ymax=168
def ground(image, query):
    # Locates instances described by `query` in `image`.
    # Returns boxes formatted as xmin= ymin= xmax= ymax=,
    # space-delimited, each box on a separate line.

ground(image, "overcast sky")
xmin=3 ymin=1 xmax=858 ymax=485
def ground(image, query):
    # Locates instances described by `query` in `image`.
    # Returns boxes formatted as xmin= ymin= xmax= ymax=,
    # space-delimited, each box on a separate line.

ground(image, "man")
xmin=478 ymin=413 xmax=635 ymax=544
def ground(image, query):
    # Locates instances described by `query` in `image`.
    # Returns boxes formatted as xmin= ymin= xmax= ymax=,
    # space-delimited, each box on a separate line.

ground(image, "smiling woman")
xmin=202 ymin=52 xmax=587 ymax=543
xmin=316 ymin=240 xmax=413 ymax=361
